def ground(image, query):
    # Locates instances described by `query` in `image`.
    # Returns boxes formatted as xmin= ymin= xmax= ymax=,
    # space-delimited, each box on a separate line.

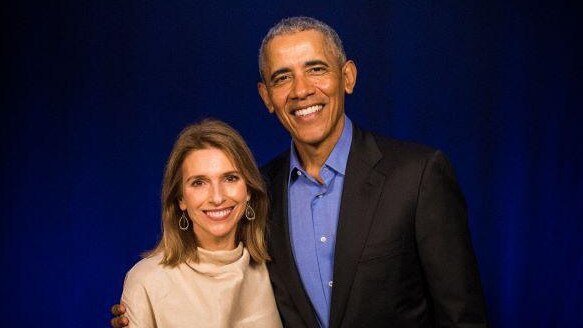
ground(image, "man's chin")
xmin=292 ymin=134 xmax=326 ymax=148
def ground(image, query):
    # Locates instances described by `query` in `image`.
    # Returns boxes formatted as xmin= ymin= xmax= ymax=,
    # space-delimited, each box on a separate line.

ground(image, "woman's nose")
xmin=209 ymin=184 xmax=225 ymax=205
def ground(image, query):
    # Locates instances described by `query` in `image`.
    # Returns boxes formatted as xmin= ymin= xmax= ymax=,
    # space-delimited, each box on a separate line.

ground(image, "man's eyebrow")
xmin=305 ymin=60 xmax=329 ymax=67
xmin=268 ymin=60 xmax=330 ymax=82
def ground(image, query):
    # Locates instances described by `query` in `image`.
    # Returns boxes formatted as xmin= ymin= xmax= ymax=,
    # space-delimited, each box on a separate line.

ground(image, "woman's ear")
xmin=178 ymin=197 xmax=186 ymax=211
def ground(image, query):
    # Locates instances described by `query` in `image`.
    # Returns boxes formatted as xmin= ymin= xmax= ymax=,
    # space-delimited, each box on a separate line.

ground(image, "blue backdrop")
xmin=2 ymin=1 xmax=581 ymax=327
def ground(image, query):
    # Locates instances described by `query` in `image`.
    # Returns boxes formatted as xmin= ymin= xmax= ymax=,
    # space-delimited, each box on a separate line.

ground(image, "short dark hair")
xmin=258 ymin=16 xmax=347 ymax=81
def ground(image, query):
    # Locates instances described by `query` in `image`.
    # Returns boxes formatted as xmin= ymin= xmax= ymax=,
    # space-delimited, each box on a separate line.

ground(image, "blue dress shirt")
xmin=288 ymin=116 xmax=353 ymax=328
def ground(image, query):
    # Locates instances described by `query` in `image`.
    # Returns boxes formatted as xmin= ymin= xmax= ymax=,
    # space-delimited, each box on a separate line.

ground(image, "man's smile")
xmin=292 ymin=104 xmax=324 ymax=117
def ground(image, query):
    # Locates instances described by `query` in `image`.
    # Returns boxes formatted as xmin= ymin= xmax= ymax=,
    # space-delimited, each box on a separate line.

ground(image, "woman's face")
xmin=178 ymin=147 xmax=249 ymax=251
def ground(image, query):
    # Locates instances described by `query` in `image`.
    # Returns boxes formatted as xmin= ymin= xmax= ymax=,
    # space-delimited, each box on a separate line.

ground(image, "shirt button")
xmin=296 ymin=170 xmax=302 ymax=176
xmin=320 ymin=236 xmax=327 ymax=243
xmin=317 ymin=194 xmax=324 ymax=198
xmin=328 ymin=281 xmax=333 ymax=287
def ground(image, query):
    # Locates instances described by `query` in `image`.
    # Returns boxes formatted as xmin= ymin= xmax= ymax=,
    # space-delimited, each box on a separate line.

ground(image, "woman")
xmin=119 ymin=119 xmax=282 ymax=327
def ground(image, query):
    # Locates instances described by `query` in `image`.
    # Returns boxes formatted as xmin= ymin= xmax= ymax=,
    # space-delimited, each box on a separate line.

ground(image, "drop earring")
xmin=245 ymin=202 xmax=256 ymax=221
xmin=179 ymin=211 xmax=190 ymax=230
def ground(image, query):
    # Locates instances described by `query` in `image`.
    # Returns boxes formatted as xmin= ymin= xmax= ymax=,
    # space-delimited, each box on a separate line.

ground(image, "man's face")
xmin=258 ymin=30 xmax=357 ymax=148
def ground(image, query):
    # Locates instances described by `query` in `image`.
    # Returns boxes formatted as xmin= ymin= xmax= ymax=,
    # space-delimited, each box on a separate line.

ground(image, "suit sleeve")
xmin=267 ymin=262 xmax=311 ymax=328
xmin=415 ymin=150 xmax=488 ymax=327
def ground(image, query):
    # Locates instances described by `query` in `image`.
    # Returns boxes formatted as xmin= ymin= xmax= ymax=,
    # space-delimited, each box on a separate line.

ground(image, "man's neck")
xmin=294 ymin=144 xmax=331 ymax=184
xmin=293 ymin=120 xmax=345 ymax=184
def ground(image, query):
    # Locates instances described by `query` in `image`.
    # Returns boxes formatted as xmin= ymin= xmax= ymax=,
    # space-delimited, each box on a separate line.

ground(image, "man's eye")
xmin=309 ymin=66 xmax=326 ymax=73
xmin=273 ymin=75 xmax=290 ymax=85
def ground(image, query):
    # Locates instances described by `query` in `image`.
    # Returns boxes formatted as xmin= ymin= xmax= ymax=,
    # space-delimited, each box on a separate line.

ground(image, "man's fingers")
xmin=110 ymin=304 xmax=126 ymax=315
xmin=110 ymin=303 xmax=128 ymax=327
xmin=110 ymin=316 xmax=129 ymax=328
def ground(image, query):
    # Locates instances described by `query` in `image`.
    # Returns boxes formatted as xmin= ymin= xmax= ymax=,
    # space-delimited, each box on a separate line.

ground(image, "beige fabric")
xmin=121 ymin=243 xmax=282 ymax=328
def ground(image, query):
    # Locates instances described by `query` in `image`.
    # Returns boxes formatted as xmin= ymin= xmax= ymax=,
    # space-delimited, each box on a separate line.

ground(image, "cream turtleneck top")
xmin=121 ymin=243 xmax=282 ymax=327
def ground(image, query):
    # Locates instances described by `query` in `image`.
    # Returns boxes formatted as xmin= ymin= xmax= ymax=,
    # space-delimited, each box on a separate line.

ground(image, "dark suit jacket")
xmin=262 ymin=125 xmax=488 ymax=327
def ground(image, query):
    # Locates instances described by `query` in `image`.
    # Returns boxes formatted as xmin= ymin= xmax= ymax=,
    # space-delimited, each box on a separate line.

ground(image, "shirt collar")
xmin=289 ymin=115 xmax=353 ymax=180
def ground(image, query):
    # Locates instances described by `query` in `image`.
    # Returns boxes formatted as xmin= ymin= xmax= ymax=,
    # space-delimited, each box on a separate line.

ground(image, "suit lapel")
xmin=268 ymin=153 xmax=320 ymax=326
xmin=329 ymin=127 xmax=384 ymax=328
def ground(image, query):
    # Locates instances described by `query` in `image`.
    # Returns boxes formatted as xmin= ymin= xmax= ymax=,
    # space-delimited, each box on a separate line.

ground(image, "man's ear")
xmin=342 ymin=60 xmax=357 ymax=95
xmin=258 ymin=82 xmax=274 ymax=113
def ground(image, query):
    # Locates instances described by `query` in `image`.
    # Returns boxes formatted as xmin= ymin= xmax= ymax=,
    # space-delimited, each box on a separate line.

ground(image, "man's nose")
xmin=290 ymin=75 xmax=314 ymax=99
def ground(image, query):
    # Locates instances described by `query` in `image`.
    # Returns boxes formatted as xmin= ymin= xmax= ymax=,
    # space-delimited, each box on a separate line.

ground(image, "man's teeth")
xmin=294 ymin=105 xmax=323 ymax=117
xmin=205 ymin=208 xmax=232 ymax=218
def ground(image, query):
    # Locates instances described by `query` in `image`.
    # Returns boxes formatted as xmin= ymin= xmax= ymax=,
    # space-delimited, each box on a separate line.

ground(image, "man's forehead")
xmin=267 ymin=29 xmax=325 ymax=48
xmin=264 ymin=30 xmax=331 ymax=63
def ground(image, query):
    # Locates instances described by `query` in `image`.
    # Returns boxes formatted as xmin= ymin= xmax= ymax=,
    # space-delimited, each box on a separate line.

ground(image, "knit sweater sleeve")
xmin=120 ymin=258 xmax=161 ymax=328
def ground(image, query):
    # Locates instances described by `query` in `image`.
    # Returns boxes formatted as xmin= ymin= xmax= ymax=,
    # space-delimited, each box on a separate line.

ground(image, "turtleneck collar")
xmin=186 ymin=242 xmax=248 ymax=275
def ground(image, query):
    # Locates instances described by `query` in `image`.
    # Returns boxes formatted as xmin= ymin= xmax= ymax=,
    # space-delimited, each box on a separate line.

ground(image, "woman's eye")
xmin=191 ymin=180 xmax=204 ymax=187
xmin=225 ymin=175 xmax=240 ymax=182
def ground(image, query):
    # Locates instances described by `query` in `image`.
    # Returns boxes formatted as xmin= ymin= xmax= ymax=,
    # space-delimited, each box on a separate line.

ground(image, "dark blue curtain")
xmin=2 ymin=1 xmax=581 ymax=326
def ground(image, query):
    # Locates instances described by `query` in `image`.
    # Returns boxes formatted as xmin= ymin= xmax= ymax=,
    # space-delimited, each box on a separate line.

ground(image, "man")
xmin=112 ymin=16 xmax=488 ymax=327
